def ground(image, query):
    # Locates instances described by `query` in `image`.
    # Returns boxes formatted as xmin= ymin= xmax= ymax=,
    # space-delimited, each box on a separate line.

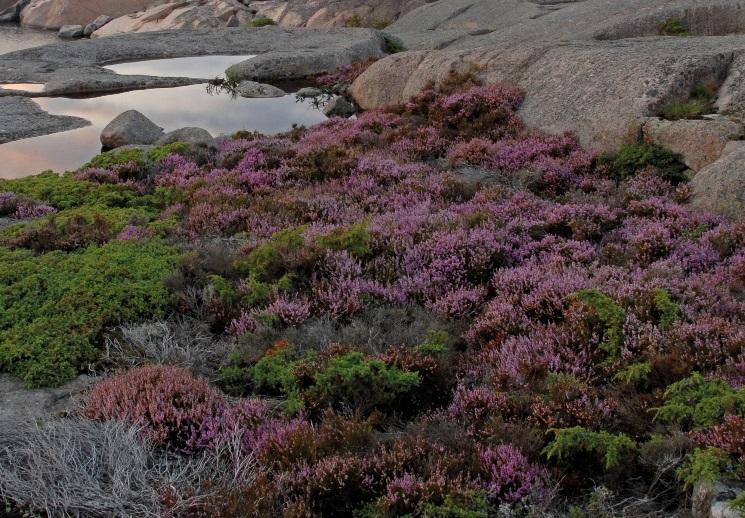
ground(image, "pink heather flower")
xmin=116 ymin=225 xmax=148 ymax=241
xmin=228 ymin=310 xmax=258 ymax=337
xmin=478 ymin=444 xmax=547 ymax=504
xmin=263 ymin=295 xmax=312 ymax=326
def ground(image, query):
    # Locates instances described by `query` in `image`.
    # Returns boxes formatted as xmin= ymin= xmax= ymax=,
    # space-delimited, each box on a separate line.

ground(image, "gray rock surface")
xmin=297 ymin=86 xmax=323 ymax=97
xmin=157 ymin=126 xmax=215 ymax=147
xmin=84 ymin=14 xmax=113 ymax=37
xmin=248 ymin=0 xmax=425 ymax=28
xmin=0 ymin=373 xmax=95 ymax=422
xmin=0 ymin=96 xmax=88 ymax=143
xmin=57 ymin=24 xmax=83 ymax=39
xmin=235 ymin=80 xmax=286 ymax=98
xmin=20 ymin=0 xmax=151 ymax=29
xmin=692 ymin=479 xmax=745 ymax=518
xmin=691 ymin=141 xmax=745 ymax=218
xmin=92 ymin=0 xmax=252 ymax=38
xmin=226 ymin=27 xmax=385 ymax=81
xmin=642 ymin=116 xmax=744 ymax=172
xmin=323 ymin=95 xmax=355 ymax=117
xmin=100 ymin=110 xmax=164 ymax=149
xmin=351 ymin=0 xmax=745 ymax=151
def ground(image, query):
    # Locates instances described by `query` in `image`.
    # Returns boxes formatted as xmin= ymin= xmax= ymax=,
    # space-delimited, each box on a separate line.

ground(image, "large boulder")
xmin=20 ymin=0 xmax=151 ymax=29
xmin=691 ymin=141 xmax=745 ymax=218
xmin=642 ymin=117 xmax=745 ymax=172
xmin=100 ymin=110 xmax=164 ymax=150
xmin=351 ymin=0 xmax=745 ymax=152
xmin=92 ymin=0 xmax=252 ymax=37
xmin=156 ymin=127 xmax=215 ymax=147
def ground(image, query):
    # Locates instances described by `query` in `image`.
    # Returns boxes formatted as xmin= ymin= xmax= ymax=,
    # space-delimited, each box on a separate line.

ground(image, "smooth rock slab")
xmin=235 ymin=80 xmax=286 ymax=98
xmin=643 ymin=117 xmax=745 ymax=172
xmin=0 ymin=373 xmax=95 ymax=422
xmin=0 ymin=96 xmax=88 ymax=144
xmin=691 ymin=141 xmax=745 ymax=218
xmin=20 ymin=0 xmax=151 ymax=29
xmin=100 ymin=110 xmax=164 ymax=149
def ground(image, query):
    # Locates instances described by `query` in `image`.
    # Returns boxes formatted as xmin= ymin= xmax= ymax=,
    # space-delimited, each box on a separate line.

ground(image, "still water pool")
xmin=0 ymin=56 xmax=326 ymax=179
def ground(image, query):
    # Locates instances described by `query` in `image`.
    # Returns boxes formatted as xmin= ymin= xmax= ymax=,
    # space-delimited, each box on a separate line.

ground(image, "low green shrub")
xmin=247 ymin=16 xmax=275 ymax=27
xmin=0 ymin=172 xmax=140 ymax=210
xmin=0 ymin=240 xmax=179 ymax=387
xmin=310 ymin=351 xmax=421 ymax=414
xmin=657 ymin=17 xmax=690 ymax=36
xmin=653 ymin=288 xmax=680 ymax=331
xmin=655 ymin=373 xmax=745 ymax=429
xmin=599 ymin=142 xmax=688 ymax=184
xmin=571 ymin=289 xmax=625 ymax=357
xmin=543 ymin=427 xmax=636 ymax=470
xmin=677 ymin=447 xmax=730 ymax=488
xmin=315 ymin=222 xmax=372 ymax=258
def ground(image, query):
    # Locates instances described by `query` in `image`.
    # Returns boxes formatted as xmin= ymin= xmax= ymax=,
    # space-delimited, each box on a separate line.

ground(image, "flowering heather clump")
xmin=84 ymin=365 xmax=225 ymax=451
xmin=0 ymin=191 xmax=56 ymax=219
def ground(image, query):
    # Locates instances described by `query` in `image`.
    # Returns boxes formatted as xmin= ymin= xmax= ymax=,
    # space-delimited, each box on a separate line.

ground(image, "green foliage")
xmin=252 ymin=348 xmax=300 ymax=395
xmin=572 ymin=289 xmax=625 ymax=357
xmin=315 ymin=222 xmax=372 ymax=258
xmin=147 ymin=142 xmax=190 ymax=163
xmin=247 ymin=16 xmax=276 ymax=27
xmin=311 ymin=351 xmax=420 ymax=413
xmin=543 ymin=427 xmax=636 ymax=470
xmin=614 ymin=361 xmax=652 ymax=386
xmin=677 ymin=448 xmax=729 ymax=488
xmin=660 ymin=85 xmax=716 ymax=120
xmin=417 ymin=329 xmax=450 ymax=356
xmin=655 ymin=373 xmax=745 ymax=429
xmin=82 ymin=148 xmax=146 ymax=170
xmin=416 ymin=491 xmax=493 ymax=518
xmin=728 ymin=491 xmax=745 ymax=514
xmin=0 ymin=172 xmax=140 ymax=210
xmin=658 ymin=17 xmax=690 ymax=36
xmin=236 ymin=225 xmax=307 ymax=280
xmin=598 ymin=142 xmax=688 ymax=184
xmin=0 ymin=240 xmax=179 ymax=387
xmin=653 ymin=288 xmax=680 ymax=331
xmin=384 ymin=35 xmax=406 ymax=54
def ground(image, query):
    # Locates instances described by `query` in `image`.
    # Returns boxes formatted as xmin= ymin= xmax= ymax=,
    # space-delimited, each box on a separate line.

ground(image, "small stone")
xmin=226 ymin=14 xmax=239 ymax=27
xmin=84 ymin=15 xmax=113 ymax=36
xmin=100 ymin=110 xmax=164 ymax=149
xmin=296 ymin=86 xmax=323 ymax=98
xmin=235 ymin=80 xmax=286 ymax=98
xmin=58 ymin=25 xmax=84 ymax=39
xmin=322 ymin=96 xmax=356 ymax=117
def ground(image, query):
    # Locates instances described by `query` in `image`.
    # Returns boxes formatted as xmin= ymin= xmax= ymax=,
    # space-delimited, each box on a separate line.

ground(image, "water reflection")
xmin=0 ymin=83 xmax=45 ymax=92
xmin=0 ymin=84 xmax=326 ymax=179
xmin=104 ymin=55 xmax=255 ymax=79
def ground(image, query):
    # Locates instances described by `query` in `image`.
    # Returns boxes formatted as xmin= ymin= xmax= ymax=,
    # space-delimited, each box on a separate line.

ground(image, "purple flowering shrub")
xmin=11 ymin=72 xmax=745 ymax=516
